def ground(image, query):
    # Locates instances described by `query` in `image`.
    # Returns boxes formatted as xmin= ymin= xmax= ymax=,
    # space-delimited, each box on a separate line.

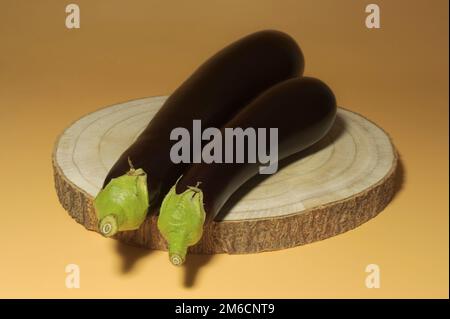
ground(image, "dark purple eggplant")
xmin=158 ymin=77 xmax=337 ymax=265
xmin=94 ymin=30 xmax=303 ymax=237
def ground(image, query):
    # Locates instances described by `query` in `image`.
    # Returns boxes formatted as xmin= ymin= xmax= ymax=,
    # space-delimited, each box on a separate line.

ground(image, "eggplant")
xmin=158 ymin=77 xmax=337 ymax=265
xmin=94 ymin=30 xmax=304 ymax=237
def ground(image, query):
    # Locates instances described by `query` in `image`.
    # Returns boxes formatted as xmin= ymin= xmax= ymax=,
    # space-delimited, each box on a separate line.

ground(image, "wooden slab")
xmin=53 ymin=96 xmax=398 ymax=254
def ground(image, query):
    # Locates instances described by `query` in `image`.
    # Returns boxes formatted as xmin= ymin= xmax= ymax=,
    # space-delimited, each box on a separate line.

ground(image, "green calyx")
xmin=157 ymin=181 xmax=206 ymax=266
xmin=94 ymin=159 xmax=149 ymax=237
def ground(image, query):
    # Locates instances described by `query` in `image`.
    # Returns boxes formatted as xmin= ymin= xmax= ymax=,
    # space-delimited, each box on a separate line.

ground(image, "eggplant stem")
xmin=98 ymin=215 xmax=118 ymax=237
xmin=168 ymin=237 xmax=188 ymax=266
xmin=170 ymin=254 xmax=184 ymax=266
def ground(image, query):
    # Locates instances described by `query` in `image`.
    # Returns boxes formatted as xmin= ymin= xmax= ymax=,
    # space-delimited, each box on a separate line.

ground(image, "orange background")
xmin=0 ymin=0 xmax=448 ymax=298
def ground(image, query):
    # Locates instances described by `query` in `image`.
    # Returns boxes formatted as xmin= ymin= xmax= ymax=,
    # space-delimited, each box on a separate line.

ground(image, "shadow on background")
xmin=183 ymin=253 xmax=215 ymax=288
xmin=392 ymin=151 xmax=405 ymax=202
xmin=114 ymin=238 xmax=215 ymax=285
xmin=115 ymin=240 xmax=153 ymax=274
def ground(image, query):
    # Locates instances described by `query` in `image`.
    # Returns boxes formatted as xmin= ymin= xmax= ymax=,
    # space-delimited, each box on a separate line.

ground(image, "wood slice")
xmin=53 ymin=96 xmax=398 ymax=254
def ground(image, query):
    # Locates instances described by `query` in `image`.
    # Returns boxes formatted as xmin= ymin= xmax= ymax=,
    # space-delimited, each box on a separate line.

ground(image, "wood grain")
xmin=53 ymin=96 xmax=398 ymax=253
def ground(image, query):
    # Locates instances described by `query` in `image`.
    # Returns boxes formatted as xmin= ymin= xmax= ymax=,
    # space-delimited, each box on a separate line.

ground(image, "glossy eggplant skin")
xmin=176 ymin=77 xmax=337 ymax=221
xmin=103 ymin=30 xmax=303 ymax=203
